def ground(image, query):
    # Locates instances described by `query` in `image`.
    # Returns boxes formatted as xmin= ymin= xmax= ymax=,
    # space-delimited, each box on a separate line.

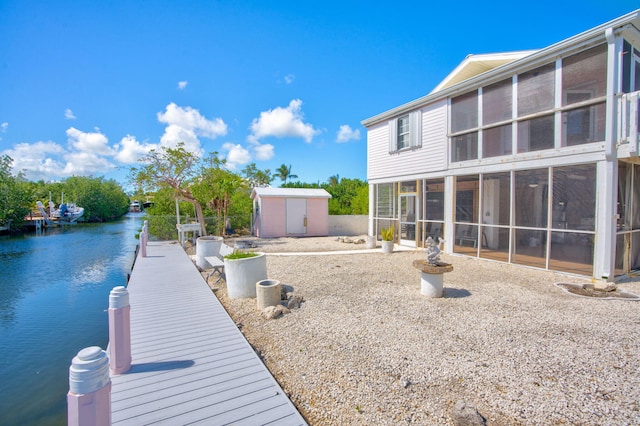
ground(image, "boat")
xmin=35 ymin=193 xmax=84 ymax=225
xmin=129 ymin=200 xmax=142 ymax=212
xmin=50 ymin=201 xmax=84 ymax=222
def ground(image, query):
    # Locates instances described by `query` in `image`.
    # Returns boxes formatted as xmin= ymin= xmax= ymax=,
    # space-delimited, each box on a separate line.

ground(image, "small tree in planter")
xmin=223 ymin=250 xmax=267 ymax=298
xmin=381 ymin=225 xmax=395 ymax=254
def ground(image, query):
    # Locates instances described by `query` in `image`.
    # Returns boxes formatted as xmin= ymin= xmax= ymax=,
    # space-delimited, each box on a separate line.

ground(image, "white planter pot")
xmin=195 ymin=236 xmax=223 ymax=269
xmin=365 ymin=236 xmax=377 ymax=249
xmin=381 ymin=240 xmax=394 ymax=254
xmin=256 ymin=279 xmax=281 ymax=310
xmin=224 ymin=253 xmax=267 ymax=299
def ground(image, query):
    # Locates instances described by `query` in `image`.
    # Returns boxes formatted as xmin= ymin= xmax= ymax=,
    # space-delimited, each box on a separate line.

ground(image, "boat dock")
xmin=111 ymin=240 xmax=306 ymax=425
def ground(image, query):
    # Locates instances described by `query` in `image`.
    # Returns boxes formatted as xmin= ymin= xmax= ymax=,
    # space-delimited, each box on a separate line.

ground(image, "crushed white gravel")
xmin=203 ymin=236 xmax=640 ymax=425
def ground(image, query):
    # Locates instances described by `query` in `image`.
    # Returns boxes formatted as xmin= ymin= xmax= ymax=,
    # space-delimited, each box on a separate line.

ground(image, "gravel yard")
xmin=204 ymin=236 xmax=640 ymax=425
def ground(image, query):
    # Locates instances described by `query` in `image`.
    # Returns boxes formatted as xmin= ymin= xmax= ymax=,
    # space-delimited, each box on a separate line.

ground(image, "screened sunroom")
xmin=364 ymin=10 xmax=640 ymax=281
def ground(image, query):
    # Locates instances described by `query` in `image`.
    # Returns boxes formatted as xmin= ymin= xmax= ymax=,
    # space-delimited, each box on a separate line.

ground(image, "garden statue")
xmin=425 ymin=236 xmax=445 ymax=266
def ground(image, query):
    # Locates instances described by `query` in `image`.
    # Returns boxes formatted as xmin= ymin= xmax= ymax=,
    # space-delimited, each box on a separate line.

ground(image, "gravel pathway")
xmin=206 ymin=236 xmax=640 ymax=425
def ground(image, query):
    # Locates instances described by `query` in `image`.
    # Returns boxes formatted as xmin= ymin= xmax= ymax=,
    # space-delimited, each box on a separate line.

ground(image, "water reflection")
xmin=0 ymin=214 xmax=142 ymax=426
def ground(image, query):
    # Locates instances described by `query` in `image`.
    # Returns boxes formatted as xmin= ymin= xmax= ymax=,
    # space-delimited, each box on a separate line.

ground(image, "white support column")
xmin=595 ymin=28 xmax=623 ymax=281
xmin=368 ymin=184 xmax=375 ymax=237
xmin=444 ymin=175 xmax=455 ymax=253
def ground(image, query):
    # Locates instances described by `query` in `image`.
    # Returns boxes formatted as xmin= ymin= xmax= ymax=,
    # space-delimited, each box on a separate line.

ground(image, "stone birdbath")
xmin=412 ymin=237 xmax=453 ymax=298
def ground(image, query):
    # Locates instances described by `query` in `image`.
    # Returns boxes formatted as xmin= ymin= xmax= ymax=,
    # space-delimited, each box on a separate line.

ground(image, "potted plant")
xmin=223 ymin=250 xmax=267 ymax=299
xmin=380 ymin=225 xmax=395 ymax=254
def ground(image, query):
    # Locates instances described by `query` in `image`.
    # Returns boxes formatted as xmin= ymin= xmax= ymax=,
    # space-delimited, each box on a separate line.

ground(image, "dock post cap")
xmin=109 ymin=286 xmax=130 ymax=309
xmin=68 ymin=346 xmax=110 ymax=395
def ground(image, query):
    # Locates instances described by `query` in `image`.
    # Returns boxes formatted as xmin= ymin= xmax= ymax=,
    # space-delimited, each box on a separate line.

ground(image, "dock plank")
xmin=111 ymin=241 xmax=306 ymax=425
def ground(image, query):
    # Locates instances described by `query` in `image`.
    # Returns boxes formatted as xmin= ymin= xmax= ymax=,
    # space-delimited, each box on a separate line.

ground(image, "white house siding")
xmin=368 ymin=100 xmax=447 ymax=182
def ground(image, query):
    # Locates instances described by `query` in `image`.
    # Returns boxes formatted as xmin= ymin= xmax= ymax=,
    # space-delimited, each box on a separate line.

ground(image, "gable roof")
xmin=430 ymin=50 xmax=538 ymax=93
xmin=362 ymin=9 xmax=640 ymax=127
xmin=251 ymin=187 xmax=332 ymax=199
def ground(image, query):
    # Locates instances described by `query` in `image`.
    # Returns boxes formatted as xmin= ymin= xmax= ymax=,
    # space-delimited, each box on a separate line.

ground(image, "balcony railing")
xmin=619 ymin=90 xmax=640 ymax=155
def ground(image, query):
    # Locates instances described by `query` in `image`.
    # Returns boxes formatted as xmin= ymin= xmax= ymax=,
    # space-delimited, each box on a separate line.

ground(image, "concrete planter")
xmin=256 ymin=279 xmax=281 ymax=310
xmin=412 ymin=260 xmax=454 ymax=298
xmin=381 ymin=240 xmax=394 ymax=254
xmin=195 ymin=236 xmax=223 ymax=270
xmin=365 ymin=235 xmax=377 ymax=249
xmin=224 ymin=253 xmax=267 ymax=299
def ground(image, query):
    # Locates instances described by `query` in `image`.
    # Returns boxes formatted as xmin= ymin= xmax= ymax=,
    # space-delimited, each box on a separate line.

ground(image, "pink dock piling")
xmin=139 ymin=231 xmax=147 ymax=257
xmin=108 ymin=286 xmax=131 ymax=374
xmin=67 ymin=346 xmax=111 ymax=426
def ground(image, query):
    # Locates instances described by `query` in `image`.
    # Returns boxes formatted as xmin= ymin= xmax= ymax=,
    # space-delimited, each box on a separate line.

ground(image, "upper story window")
xmin=451 ymin=91 xmax=479 ymax=161
xmin=562 ymin=44 xmax=607 ymax=146
xmin=483 ymin=79 xmax=512 ymax=125
xmin=397 ymin=115 xmax=410 ymax=149
xmin=389 ymin=110 xmax=422 ymax=153
xmin=518 ymin=64 xmax=555 ymax=117
xmin=562 ymin=44 xmax=606 ymax=105
xmin=451 ymin=91 xmax=478 ymax=132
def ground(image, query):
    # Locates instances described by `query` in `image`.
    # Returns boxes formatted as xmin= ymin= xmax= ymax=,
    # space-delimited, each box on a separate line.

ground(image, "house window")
xmin=484 ymin=124 xmax=512 ymax=157
xmin=397 ymin=115 xmax=410 ymax=150
xmin=452 ymin=132 xmax=478 ymax=161
xmin=376 ymin=183 xmax=395 ymax=218
xmin=518 ymin=114 xmax=554 ymax=152
xmin=562 ymin=44 xmax=607 ymax=105
xmin=518 ymin=64 xmax=555 ymax=116
xmin=483 ymin=79 xmax=512 ymax=125
xmin=389 ymin=111 xmax=422 ymax=153
xmin=562 ymin=102 xmax=605 ymax=145
xmin=451 ymin=91 xmax=478 ymax=132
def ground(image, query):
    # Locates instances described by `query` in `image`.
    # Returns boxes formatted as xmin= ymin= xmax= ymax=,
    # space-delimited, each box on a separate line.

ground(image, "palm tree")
xmin=328 ymin=174 xmax=340 ymax=186
xmin=276 ymin=164 xmax=298 ymax=184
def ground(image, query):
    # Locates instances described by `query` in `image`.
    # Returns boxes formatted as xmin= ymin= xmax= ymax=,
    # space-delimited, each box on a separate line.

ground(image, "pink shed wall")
xmin=255 ymin=195 xmax=330 ymax=238
xmin=306 ymin=198 xmax=329 ymax=236
xmin=257 ymin=197 xmax=286 ymax=238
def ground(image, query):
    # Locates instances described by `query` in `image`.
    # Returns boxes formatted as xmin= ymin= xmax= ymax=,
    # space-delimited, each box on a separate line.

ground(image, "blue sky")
xmin=0 ymin=1 xmax=637 ymax=189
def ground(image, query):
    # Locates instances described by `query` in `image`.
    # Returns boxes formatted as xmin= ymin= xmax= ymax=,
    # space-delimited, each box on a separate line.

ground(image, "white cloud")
xmin=284 ymin=74 xmax=295 ymax=84
xmin=65 ymin=109 xmax=77 ymax=120
xmin=336 ymin=124 xmax=361 ymax=143
xmin=178 ymin=81 xmax=188 ymax=90
xmin=1 ymin=122 xmax=7 ymax=132
xmin=222 ymin=142 xmax=251 ymax=169
xmin=248 ymin=99 xmax=319 ymax=143
xmin=157 ymin=103 xmax=227 ymax=152
xmin=66 ymin=127 xmax=113 ymax=155
xmin=113 ymin=135 xmax=157 ymax=164
xmin=61 ymin=151 xmax=116 ymax=176
xmin=2 ymin=141 xmax=67 ymax=181
xmin=252 ymin=143 xmax=274 ymax=161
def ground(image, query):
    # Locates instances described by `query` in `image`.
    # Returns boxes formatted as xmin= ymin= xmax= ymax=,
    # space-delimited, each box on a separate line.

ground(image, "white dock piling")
xmin=108 ymin=286 xmax=132 ymax=374
xmin=67 ymin=346 xmax=111 ymax=426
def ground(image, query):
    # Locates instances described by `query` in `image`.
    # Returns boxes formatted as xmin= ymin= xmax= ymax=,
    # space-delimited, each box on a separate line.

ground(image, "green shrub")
xmin=224 ymin=250 xmax=259 ymax=260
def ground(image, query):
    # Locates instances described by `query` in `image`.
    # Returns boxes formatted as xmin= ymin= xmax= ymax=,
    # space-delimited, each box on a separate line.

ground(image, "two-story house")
xmin=362 ymin=10 xmax=640 ymax=281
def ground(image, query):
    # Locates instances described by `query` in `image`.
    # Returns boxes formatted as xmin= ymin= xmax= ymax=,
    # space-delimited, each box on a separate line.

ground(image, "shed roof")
xmin=251 ymin=187 xmax=332 ymax=199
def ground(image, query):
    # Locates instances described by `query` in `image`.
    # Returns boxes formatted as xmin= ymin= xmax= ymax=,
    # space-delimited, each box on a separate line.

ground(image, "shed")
xmin=251 ymin=187 xmax=332 ymax=238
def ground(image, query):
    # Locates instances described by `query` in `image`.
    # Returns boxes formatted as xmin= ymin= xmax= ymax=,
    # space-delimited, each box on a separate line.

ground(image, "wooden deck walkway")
xmin=111 ymin=241 xmax=307 ymax=425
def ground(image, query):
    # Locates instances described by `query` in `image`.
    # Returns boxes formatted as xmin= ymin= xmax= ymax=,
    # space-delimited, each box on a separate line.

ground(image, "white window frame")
xmin=389 ymin=110 xmax=422 ymax=153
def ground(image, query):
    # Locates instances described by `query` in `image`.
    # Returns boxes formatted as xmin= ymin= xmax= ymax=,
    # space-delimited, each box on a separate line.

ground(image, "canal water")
xmin=0 ymin=214 xmax=143 ymax=425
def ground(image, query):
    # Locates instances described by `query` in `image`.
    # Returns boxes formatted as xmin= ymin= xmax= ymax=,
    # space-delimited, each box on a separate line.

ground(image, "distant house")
xmin=251 ymin=187 xmax=332 ymax=238
xmin=362 ymin=10 xmax=640 ymax=281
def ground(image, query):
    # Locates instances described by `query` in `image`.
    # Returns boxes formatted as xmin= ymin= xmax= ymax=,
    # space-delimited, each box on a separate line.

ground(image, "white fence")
xmin=328 ymin=215 xmax=368 ymax=236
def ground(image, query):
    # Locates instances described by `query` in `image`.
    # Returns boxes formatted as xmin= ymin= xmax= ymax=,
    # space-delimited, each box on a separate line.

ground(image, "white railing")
xmin=619 ymin=90 xmax=640 ymax=155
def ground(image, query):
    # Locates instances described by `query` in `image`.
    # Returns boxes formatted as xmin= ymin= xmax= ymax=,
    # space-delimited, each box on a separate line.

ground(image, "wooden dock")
xmin=111 ymin=241 xmax=307 ymax=425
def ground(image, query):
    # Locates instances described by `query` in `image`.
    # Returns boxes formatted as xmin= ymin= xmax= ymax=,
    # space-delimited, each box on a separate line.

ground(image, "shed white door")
xmin=286 ymin=198 xmax=307 ymax=235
